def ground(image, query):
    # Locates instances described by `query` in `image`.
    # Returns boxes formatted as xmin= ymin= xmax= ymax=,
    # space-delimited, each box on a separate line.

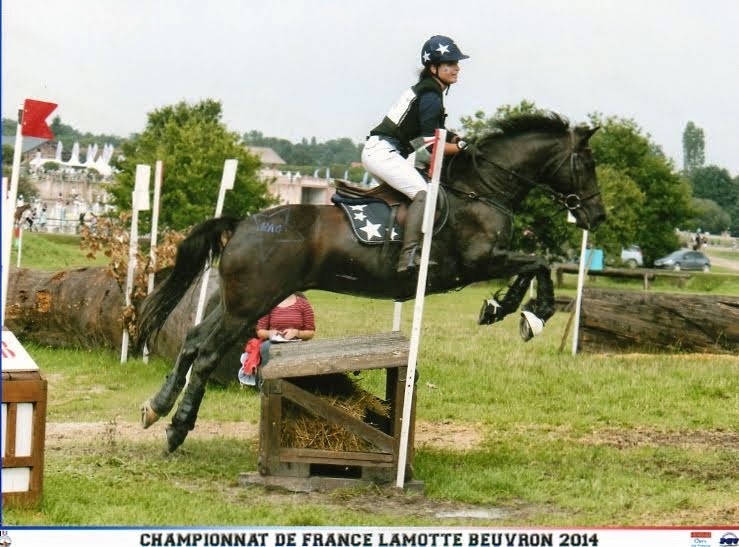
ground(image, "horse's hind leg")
xmin=141 ymin=303 xmax=225 ymax=429
xmin=165 ymin=312 xmax=249 ymax=453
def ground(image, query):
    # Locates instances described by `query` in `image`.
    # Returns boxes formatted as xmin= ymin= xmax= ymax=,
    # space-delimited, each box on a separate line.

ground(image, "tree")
xmin=588 ymin=113 xmax=692 ymax=265
xmin=682 ymin=121 xmax=705 ymax=174
xmin=243 ymin=131 xmax=362 ymax=166
xmin=110 ymin=99 xmax=275 ymax=230
xmin=690 ymin=165 xmax=736 ymax=209
xmin=687 ymin=198 xmax=731 ymax=234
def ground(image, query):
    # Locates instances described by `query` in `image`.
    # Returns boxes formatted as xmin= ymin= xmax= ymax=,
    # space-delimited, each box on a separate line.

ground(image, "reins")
xmin=443 ymin=129 xmax=601 ymax=216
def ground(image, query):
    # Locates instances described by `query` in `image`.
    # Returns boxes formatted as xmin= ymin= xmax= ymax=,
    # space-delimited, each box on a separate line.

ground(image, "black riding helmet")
xmin=421 ymin=35 xmax=470 ymax=66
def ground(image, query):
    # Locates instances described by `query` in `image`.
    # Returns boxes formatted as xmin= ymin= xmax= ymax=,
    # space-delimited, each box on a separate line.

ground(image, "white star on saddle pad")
xmin=390 ymin=227 xmax=399 ymax=241
xmin=349 ymin=204 xmax=367 ymax=211
xmin=436 ymin=43 xmax=450 ymax=55
xmin=353 ymin=212 xmax=367 ymax=221
xmin=359 ymin=220 xmax=383 ymax=240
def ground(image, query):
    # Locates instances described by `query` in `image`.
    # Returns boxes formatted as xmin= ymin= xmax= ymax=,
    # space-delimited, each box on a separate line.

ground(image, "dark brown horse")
xmin=138 ymin=113 xmax=606 ymax=452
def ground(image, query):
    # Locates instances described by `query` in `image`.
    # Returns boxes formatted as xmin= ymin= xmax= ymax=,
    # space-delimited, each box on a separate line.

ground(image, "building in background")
xmin=246 ymin=146 xmax=334 ymax=205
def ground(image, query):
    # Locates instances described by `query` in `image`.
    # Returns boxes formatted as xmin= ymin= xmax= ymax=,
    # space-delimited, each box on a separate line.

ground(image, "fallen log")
xmin=578 ymin=288 xmax=739 ymax=354
xmin=5 ymin=266 xmax=219 ymax=358
xmin=6 ymin=266 xmax=126 ymax=349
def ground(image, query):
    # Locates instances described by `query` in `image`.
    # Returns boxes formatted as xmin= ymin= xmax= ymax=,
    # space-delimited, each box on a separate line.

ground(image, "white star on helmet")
xmin=436 ymin=43 xmax=450 ymax=55
xmin=422 ymin=51 xmax=431 ymax=63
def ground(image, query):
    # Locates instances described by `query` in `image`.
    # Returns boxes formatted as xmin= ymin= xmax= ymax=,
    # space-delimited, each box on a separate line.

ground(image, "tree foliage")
xmin=243 ymin=130 xmax=362 ymax=165
xmin=682 ymin=121 xmax=705 ymax=174
xmin=688 ymin=165 xmax=739 ymax=235
xmin=687 ymin=198 xmax=731 ymax=234
xmin=588 ymin=112 xmax=692 ymax=264
xmin=110 ymin=100 xmax=275 ymax=231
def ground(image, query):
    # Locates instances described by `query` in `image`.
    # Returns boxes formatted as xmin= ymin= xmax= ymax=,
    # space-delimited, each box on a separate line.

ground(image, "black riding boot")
xmin=397 ymin=190 xmax=437 ymax=273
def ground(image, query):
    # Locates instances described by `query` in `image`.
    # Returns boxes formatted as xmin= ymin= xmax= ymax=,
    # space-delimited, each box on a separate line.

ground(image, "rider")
xmin=362 ymin=35 xmax=470 ymax=273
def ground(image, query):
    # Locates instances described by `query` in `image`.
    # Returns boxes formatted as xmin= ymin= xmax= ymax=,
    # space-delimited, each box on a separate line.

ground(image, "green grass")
xmin=3 ymin=235 xmax=738 ymax=526
xmin=10 ymin=231 xmax=109 ymax=270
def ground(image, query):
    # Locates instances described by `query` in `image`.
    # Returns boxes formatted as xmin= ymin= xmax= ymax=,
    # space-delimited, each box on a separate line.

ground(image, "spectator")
xmin=238 ymin=293 xmax=316 ymax=386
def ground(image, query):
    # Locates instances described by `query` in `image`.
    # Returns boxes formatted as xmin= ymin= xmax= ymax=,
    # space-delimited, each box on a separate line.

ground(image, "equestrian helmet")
xmin=421 ymin=35 xmax=469 ymax=65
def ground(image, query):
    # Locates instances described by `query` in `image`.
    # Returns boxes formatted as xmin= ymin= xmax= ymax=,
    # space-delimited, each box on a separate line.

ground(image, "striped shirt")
xmin=257 ymin=297 xmax=316 ymax=332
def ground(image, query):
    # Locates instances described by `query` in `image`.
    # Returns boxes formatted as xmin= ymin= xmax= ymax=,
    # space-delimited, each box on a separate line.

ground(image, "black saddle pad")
xmin=331 ymin=194 xmax=403 ymax=245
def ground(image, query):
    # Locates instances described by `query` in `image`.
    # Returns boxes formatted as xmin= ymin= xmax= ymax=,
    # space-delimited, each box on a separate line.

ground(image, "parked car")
xmin=620 ymin=245 xmax=644 ymax=268
xmin=654 ymin=249 xmax=711 ymax=272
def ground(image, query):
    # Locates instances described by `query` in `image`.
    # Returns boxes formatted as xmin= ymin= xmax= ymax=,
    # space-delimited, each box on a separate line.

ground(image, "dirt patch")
xmin=580 ymin=426 xmax=739 ymax=451
xmin=46 ymin=420 xmax=736 ymax=452
xmin=45 ymin=419 xmax=485 ymax=452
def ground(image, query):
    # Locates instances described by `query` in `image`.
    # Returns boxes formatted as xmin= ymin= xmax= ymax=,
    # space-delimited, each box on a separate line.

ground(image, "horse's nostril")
xmin=592 ymin=211 xmax=607 ymax=228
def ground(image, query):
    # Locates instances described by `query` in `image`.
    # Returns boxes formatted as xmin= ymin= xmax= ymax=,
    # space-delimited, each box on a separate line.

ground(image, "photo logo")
xmin=720 ymin=533 xmax=739 ymax=545
xmin=0 ymin=530 xmax=12 ymax=547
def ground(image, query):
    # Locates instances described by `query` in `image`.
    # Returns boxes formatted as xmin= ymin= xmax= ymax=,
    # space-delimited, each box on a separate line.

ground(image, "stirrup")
xmin=397 ymin=246 xmax=437 ymax=273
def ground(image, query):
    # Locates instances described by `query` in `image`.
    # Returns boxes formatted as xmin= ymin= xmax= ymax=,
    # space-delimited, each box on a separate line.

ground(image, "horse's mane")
xmin=474 ymin=111 xmax=571 ymax=146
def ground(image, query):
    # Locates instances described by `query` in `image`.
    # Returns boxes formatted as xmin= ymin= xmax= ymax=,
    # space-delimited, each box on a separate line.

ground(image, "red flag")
xmin=21 ymin=99 xmax=57 ymax=139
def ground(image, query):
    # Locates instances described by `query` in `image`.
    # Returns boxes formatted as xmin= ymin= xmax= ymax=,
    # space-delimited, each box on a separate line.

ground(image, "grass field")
xmin=2 ymin=233 xmax=738 ymax=526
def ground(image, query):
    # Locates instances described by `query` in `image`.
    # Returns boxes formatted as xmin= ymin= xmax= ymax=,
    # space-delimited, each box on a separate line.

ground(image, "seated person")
xmin=256 ymin=292 xmax=315 ymax=342
xmin=239 ymin=293 xmax=315 ymax=386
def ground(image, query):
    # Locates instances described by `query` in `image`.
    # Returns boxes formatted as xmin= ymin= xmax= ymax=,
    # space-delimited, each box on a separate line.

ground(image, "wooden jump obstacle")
xmin=2 ymin=329 xmax=48 ymax=507
xmin=239 ymin=331 xmax=423 ymax=493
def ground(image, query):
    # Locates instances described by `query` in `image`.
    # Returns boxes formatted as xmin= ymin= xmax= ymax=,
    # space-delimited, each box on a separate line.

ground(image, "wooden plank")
xmin=280 ymin=381 xmax=394 ymax=453
xmin=260 ymin=381 xmax=284 ymax=475
xmin=262 ymin=332 xmax=409 ymax=380
xmin=2 ymin=378 xmax=46 ymax=403
xmin=279 ymin=448 xmax=394 ymax=466
xmin=5 ymin=402 xmax=17 ymax=458
xmin=1 ymin=456 xmax=35 ymax=467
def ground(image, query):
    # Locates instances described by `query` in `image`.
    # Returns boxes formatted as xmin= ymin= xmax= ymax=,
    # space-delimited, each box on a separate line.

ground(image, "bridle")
xmin=444 ymin=129 xmax=601 ymax=215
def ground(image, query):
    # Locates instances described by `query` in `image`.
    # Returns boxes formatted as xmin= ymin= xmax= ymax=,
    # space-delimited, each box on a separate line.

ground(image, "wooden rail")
xmin=554 ymin=263 xmax=692 ymax=290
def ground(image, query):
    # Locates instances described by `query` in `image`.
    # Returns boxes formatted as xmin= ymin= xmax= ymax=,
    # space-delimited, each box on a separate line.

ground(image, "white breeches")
xmin=361 ymin=136 xmax=427 ymax=199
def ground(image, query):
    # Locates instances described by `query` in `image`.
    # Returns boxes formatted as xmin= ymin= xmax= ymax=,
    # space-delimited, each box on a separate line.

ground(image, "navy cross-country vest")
xmin=370 ymin=77 xmax=446 ymax=157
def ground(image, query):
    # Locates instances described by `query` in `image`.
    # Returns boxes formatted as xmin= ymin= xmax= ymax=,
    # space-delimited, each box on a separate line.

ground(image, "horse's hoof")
xmin=165 ymin=425 xmax=188 ymax=453
xmin=519 ymin=311 xmax=544 ymax=341
xmin=478 ymin=298 xmax=504 ymax=325
xmin=141 ymin=400 xmax=160 ymax=429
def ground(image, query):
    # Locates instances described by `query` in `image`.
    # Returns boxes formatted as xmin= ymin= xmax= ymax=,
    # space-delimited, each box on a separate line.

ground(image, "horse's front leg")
xmin=478 ymin=251 xmax=554 ymax=341
xmin=478 ymin=272 xmax=534 ymax=325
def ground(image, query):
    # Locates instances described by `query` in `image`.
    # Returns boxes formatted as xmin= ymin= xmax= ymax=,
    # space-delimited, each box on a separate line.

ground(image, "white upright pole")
xmin=16 ymin=225 xmax=23 ymax=267
xmin=2 ymin=108 xmax=24 ymax=326
xmin=120 ymin=165 xmax=151 ymax=363
xmin=193 ymin=159 xmax=237 ymax=326
xmin=571 ymin=229 xmax=589 ymax=355
xmin=392 ymin=301 xmax=403 ymax=332
xmin=147 ymin=160 xmax=164 ymax=295
xmin=143 ymin=160 xmax=163 ymax=363
xmin=395 ymin=129 xmax=446 ymax=488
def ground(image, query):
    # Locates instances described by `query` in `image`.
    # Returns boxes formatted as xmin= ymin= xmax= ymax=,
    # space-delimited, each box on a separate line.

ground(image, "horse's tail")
xmin=136 ymin=216 xmax=240 ymax=351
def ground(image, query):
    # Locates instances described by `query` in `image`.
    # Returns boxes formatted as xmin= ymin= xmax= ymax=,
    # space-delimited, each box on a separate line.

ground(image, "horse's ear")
xmin=575 ymin=125 xmax=600 ymax=144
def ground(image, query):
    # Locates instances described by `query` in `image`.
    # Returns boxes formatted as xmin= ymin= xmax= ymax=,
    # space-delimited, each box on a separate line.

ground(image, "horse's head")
xmin=459 ymin=113 xmax=606 ymax=231
xmin=543 ymin=124 xmax=606 ymax=231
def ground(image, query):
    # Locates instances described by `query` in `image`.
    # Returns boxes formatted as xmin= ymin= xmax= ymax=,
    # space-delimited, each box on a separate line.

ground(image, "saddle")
xmin=331 ymin=179 xmax=448 ymax=245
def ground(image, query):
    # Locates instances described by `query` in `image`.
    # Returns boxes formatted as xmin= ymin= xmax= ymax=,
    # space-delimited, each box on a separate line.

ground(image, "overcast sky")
xmin=3 ymin=0 xmax=738 ymax=176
